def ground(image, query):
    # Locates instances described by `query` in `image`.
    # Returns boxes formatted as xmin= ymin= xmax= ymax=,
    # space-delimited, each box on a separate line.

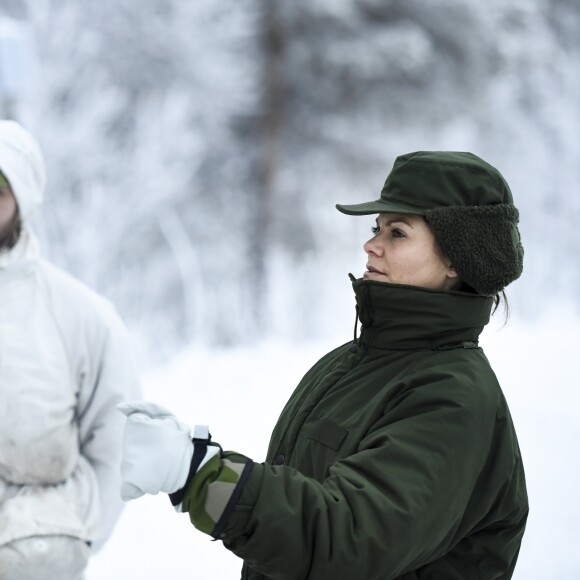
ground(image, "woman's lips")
xmin=366 ymin=265 xmax=383 ymax=274
xmin=364 ymin=265 xmax=386 ymax=278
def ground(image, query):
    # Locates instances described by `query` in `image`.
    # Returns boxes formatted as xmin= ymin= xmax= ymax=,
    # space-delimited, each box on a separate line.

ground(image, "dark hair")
xmin=492 ymin=290 xmax=510 ymax=324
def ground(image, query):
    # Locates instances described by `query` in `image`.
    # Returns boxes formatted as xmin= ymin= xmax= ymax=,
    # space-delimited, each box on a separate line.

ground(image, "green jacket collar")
xmin=350 ymin=276 xmax=493 ymax=351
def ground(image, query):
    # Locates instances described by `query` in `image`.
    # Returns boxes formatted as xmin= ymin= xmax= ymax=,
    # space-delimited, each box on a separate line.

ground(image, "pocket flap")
xmin=306 ymin=418 xmax=348 ymax=451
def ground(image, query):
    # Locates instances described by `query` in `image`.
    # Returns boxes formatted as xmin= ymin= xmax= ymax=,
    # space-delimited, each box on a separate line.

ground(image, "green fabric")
xmin=0 ymin=171 xmax=10 ymax=189
xmin=219 ymin=279 xmax=528 ymax=580
xmin=0 ymin=171 xmax=20 ymax=249
xmin=349 ymin=277 xmax=492 ymax=349
xmin=425 ymin=204 xmax=524 ymax=296
xmin=182 ymin=451 xmax=250 ymax=537
xmin=336 ymin=151 xmax=515 ymax=215
xmin=335 ymin=151 xmax=524 ymax=295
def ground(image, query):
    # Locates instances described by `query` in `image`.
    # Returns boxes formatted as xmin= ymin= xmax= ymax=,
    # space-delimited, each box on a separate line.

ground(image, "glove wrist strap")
xmin=169 ymin=425 xmax=212 ymax=508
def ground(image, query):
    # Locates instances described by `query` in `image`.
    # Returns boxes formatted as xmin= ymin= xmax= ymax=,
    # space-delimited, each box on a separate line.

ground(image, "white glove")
xmin=118 ymin=400 xmax=210 ymax=502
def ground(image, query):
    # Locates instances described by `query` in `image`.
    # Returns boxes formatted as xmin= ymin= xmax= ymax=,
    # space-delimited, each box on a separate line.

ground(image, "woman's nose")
xmin=363 ymin=237 xmax=383 ymax=256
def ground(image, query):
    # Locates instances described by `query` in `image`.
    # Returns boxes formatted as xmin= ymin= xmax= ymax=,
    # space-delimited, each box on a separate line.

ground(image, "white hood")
xmin=0 ymin=120 xmax=46 ymax=220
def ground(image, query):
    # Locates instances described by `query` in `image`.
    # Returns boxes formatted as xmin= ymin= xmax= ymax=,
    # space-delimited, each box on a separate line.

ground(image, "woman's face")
xmin=363 ymin=213 xmax=458 ymax=291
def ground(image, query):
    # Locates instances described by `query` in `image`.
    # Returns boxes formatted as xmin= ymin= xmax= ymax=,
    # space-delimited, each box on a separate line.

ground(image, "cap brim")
xmin=335 ymin=199 xmax=425 ymax=216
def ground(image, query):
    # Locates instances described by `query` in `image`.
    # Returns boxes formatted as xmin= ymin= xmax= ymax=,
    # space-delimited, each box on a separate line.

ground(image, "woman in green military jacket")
xmin=119 ymin=151 xmax=528 ymax=579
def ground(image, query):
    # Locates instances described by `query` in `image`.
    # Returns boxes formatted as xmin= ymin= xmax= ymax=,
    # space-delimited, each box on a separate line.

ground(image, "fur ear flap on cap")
xmin=425 ymin=204 xmax=524 ymax=296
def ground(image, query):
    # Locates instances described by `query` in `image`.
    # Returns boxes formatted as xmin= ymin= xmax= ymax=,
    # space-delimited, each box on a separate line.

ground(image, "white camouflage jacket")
xmin=0 ymin=121 xmax=140 ymax=552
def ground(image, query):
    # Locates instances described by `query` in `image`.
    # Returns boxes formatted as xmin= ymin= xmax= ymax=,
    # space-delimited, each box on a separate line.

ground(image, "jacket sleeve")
xmin=75 ymin=304 xmax=141 ymax=552
xmin=186 ymin=373 xmax=500 ymax=579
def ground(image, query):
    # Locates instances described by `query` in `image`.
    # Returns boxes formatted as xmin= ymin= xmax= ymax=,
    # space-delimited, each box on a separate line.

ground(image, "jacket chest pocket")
xmin=305 ymin=418 xmax=349 ymax=450
xmin=294 ymin=418 xmax=349 ymax=480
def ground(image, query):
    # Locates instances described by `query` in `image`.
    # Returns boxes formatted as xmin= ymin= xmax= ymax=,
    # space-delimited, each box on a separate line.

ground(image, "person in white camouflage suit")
xmin=0 ymin=120 xmax=141 ymax=580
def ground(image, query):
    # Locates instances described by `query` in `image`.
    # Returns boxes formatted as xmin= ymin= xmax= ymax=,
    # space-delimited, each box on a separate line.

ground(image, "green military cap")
xmin=337 ymin=151 xmax=524 ymax=296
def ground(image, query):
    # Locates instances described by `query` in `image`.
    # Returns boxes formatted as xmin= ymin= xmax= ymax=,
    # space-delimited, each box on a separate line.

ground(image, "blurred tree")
xmin=17 ymin=0 xmax=262 ymax=352
xmin=252 ymin=0 xmax=580 ymax=315
xmin=1 ymin=0 xmax=578 ymax=356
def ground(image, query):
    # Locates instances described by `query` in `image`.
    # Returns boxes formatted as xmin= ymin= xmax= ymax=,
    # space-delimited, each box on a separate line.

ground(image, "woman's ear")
xmin=446 ymin=263 xmax=459 ymax=279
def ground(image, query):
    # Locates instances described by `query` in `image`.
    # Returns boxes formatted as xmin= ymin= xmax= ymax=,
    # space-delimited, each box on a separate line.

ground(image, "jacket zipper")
xmin=350 ymin=304 xmax=360 ymax=353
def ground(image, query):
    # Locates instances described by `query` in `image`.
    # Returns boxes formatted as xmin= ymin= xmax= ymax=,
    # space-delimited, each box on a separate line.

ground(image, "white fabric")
xmin=118 ymin=401 xmax=193 ymax=500
xmin=0 ymin=534 xmax=90 ymax=580
xmin=0 ymin=123 xmax=141 ymax=553
xmin=118 ymin=401 xmax=219 ymax=502
xmin=193 ymin=424 xmax=210 ymax=439
xmin=0 ymin=121 xmax=45 ymax=219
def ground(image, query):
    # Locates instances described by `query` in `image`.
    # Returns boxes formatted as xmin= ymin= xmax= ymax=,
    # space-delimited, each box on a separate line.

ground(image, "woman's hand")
xmin=117 ymin=401 xmax=198 ymax=501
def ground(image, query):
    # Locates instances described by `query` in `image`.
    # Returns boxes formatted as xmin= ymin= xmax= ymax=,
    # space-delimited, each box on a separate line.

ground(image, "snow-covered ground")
xmin=86 ymin=306 xmax=580 ymax=579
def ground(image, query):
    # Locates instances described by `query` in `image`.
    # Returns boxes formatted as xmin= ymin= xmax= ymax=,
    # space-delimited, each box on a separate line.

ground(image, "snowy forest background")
xmin=1 ymin=1 xmax=580 ymax=579
xmin=2 ymin=0 xmax=580 ymax=356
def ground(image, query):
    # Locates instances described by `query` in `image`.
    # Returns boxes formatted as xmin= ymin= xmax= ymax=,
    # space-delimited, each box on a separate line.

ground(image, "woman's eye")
xmin=391 ymin=228 xmax=405 ymax=238
xmin=371 ymin=225 xmax=380 ymax=235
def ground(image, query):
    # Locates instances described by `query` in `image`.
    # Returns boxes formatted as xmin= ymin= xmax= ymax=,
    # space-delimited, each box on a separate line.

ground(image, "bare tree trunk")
xmin=250 ymin=0 xmax=285 ymax=332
